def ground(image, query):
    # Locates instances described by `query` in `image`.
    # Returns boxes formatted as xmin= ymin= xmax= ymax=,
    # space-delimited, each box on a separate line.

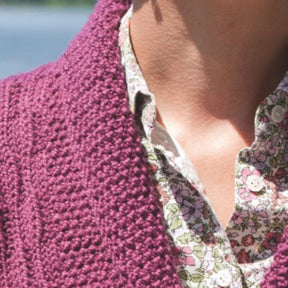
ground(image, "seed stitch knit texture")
xmin=0 ymin=0 xmax=287 ymax=287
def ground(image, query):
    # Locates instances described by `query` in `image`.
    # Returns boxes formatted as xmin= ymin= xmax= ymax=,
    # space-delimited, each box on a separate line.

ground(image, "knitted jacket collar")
xmin=0 ymin=0 xmax=287 ymax=286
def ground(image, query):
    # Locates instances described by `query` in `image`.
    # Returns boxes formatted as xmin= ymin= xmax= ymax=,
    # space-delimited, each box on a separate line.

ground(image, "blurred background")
xmin=0 ymin=0 xmax=95 ymax=78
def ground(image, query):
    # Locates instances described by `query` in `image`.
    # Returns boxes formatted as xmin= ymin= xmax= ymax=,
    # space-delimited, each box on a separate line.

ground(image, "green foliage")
xmin=1 ymin=0 xmax=95 ymax=6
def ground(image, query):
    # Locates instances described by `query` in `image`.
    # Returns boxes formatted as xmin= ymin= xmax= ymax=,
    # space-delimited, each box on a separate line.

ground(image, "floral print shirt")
xmin=118 ymin=6 xmax=288 ymax=288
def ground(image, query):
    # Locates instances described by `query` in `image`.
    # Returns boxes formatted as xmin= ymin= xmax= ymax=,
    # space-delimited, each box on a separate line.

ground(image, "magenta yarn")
xmin=0 ymin=0 xmax=287 ymax=287
xmin=261 ymin=226 xmax=288 ymax=287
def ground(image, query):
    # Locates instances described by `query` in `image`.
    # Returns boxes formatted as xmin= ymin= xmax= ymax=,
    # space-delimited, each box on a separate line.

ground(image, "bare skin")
xmin=130 ymin=0 xmax=288 ymax=228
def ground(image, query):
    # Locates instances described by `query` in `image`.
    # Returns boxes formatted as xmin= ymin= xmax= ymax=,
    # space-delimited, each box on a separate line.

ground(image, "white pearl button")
xmin=271 ymin=105 xmax=285 ymax=123
xmin=216 ymin=269 xmax=232 ymax=287
xmin=246 ymin=175 xmax=265 ymax=192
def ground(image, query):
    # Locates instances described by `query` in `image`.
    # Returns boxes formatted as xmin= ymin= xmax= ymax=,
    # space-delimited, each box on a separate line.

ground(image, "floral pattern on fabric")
xmin=119 ymin=6 xmax=288 ymax=288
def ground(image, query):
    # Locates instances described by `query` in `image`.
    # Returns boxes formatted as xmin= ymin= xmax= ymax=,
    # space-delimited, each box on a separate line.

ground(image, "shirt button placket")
xmin=246 ymin=175 xmax=265 ymax=192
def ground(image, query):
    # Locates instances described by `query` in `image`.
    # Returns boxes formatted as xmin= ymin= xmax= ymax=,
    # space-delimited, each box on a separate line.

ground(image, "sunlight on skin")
xmin=130 ymin=0 xmax=288 ymax=226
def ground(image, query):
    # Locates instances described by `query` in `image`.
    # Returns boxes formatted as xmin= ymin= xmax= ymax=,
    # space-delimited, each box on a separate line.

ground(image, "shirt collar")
xmin=118 ymin=5 xmax=157 ymax=139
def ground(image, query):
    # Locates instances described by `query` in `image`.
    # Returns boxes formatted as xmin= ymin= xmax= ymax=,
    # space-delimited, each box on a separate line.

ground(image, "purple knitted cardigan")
xmin=0 ymin=0 xmax=287 ymax=287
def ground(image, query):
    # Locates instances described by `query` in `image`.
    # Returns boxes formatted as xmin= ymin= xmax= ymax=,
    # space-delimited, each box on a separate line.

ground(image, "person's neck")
xmin=130 ymin=0 xmax=288 ymax=144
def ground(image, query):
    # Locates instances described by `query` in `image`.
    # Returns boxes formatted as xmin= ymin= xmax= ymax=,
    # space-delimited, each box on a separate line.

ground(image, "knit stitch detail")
xmin=261 ymin=226 xmax=288 ymax=288
xmin=0 ymin=0 xmax=181 ymax=287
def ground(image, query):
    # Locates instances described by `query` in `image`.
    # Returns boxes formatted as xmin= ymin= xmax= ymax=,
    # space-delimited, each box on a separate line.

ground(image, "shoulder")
xmin=0 ymin=62 xmax=64 ymax=162
xmin=0 ymin=0 xmax=131 ymax=101
xmin=0 ymin=0 xmax=132 ymax=141
xmin=1 ymin=62 xmax=54 ymax=97
xmin=0 ymin=62 xmax=58 ymax=124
